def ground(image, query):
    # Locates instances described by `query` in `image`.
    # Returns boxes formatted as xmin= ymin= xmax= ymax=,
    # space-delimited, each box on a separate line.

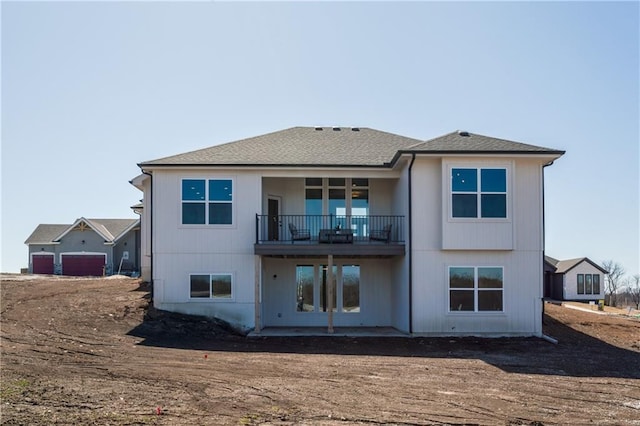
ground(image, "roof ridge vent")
xmin=314 ymin=127 xmax=323 ymax=131
xmin=332 ymin=127 xmax=341 ymax=131
xmin=458 ymin=130 xmax=470 ymax=137
xmin=351 ymin=127 xmax=360 ymax=132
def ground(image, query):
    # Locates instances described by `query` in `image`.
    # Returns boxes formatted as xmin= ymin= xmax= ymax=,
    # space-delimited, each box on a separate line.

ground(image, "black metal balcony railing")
xmin=256 ymin=214 xmax=404 ymax=244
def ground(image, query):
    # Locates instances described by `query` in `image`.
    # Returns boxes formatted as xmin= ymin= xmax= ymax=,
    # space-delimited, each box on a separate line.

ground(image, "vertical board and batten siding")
xmin=563 ymin=262 xmax=606 ymax=300
xmin=411 ymin=251 xmax=542 ymax=335
xmin=261 ymin=258 xmax=394 ymax=327
xmin=411 ymin=156 xmax=545 ymax=336
xmin=151 ymin=170 xmax=261 ymax=330
xmin=388 ymin=161 xmax=411 ymax=332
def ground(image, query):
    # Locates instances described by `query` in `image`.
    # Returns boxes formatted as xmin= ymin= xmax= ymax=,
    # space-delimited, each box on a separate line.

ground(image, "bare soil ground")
xmin=1 ymin=275 xmax=639 ymax=426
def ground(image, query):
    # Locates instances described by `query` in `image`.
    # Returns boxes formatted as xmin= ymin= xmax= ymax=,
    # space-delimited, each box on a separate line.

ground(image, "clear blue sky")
xmin=2 ymin=2 xmax=639 ymax=280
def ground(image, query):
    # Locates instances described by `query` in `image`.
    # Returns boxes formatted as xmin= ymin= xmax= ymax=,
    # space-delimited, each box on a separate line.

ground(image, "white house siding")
xmin=261 ymin=258 xmax=393 ymax=327
xmin=563 ymin=262 xmax=605 ymax=301
xmin=388 ymin=159 xmax=411 ymax=332
xmin=411 ymin=251 xmax=542 ymax=336
xmin=411 ymin=157 xmax=545 ymax=336
xmin=151 ymin=169 xmax=262 ymax=331
xmin=139 ymin=176 xmax=152 ymax=282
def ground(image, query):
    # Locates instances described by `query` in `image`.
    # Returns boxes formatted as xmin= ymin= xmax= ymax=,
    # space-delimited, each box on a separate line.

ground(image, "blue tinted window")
xmin=209 ymin=179 xmax=232 ymax=201
xmin=481 ymin=169 xmax=506 ymax=192
xmin=183 ymin=203 xmax=206 ymax=224
xmin=452 ymin=194 xmax=477 ymax=218
xmin=452 ymin=169 xmax=477 ymax=192
xmin=182 ymin=179 xmax=205 ymax=201
xmin=209 ymin=203 xmax=232 ymax=225
xmin=481 ymin=194 xmax=506 ymax=218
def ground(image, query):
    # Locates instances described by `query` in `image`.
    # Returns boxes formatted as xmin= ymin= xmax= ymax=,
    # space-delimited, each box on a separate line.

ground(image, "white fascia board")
xmin=130 ymin=173 xmax=150 ymax=190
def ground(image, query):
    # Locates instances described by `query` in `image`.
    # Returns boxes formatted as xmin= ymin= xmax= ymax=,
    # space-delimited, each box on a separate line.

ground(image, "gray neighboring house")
xmin=25 ymin=217 xmax=141 ymax=276
xmin=544 ymin=256 xmax=608 ymax=301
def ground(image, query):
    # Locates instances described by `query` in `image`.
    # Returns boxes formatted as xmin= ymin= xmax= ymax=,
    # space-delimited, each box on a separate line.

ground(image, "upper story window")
xmin=182 ymin=179 xmax=233 ymax=225
xmin=451 ymin=168 xmax=507 ymax=218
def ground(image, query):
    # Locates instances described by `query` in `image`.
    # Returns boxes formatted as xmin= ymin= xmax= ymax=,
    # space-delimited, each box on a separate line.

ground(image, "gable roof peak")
xmin=406 ymin=130 xmax=565 ymax=155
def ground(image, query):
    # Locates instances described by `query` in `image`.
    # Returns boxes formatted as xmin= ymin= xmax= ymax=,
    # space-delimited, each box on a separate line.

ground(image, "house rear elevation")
xmin=132 ymin=127 xmax=564 ymax=336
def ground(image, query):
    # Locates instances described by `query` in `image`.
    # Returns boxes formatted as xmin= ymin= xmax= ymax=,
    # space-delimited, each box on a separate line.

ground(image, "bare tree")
xmin=602 ymin=260 xmax=625 ymax=307
xmin=630 ymin=274 xmax=640 ymax=310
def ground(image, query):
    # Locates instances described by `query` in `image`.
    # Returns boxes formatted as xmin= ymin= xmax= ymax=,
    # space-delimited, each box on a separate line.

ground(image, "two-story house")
xmin=131 ymin=127 xmax=564 ymax=336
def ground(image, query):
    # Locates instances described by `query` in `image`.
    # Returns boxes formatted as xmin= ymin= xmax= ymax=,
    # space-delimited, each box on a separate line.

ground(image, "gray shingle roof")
xmin=140 ymin=127 xmax=423 ymax=167
xmin=86 ymin=219 xmax=139 ymax=241
xmin=24 ymin=224 xmax=69 ymax=244
xmin=406 ymin=131 xmax=565 ymax=154
xmin=24 ymin=219 xmax=139 ymax=245
xmin=547 ymin=257 xmax=609 ymax=274
xmin=140 ymin=127 xmax=564 ymax=168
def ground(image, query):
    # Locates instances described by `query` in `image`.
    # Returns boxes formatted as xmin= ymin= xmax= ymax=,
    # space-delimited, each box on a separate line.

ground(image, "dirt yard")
xmin=1 ymin=275 xmax=639 ymax=425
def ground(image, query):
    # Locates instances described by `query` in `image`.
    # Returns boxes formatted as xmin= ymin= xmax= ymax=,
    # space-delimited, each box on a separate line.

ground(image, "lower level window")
xmin=190 ymin=273 xmax=232 ymax=299
xmin=449 ymin=266 xmax=503 ymax=312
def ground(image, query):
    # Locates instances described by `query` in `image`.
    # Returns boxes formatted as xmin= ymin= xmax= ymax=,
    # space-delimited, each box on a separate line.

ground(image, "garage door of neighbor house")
xmin=32 ymin=254 xmax=54 ymax=274
xmin=61 ymin=254 xmax=106 ymax=276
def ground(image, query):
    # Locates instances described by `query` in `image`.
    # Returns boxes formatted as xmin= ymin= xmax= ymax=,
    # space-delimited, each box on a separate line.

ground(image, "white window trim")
xmin=446 ymin=163 xmax=512 ymax=223
xmin=447 ymin=265 xmax=505 ymax=314
xmin=180 ymin=177 xmax=235 ymax=228
xmin=188 ymin=272 xmax=235 ymax=302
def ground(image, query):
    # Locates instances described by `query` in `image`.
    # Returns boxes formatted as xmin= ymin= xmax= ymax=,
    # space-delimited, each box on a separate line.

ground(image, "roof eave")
xmin=111 ymin=219 xmax=141 ymax=244
xmin=139 ymin=163 xmax=394 ymax=169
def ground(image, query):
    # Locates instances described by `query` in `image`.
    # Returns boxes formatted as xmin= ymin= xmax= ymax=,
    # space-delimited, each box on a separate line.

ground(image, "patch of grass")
xmin=0 ymin=378 xmax=30 ymax=401
xmin=238 ymin=413 xmax=261 ymax=425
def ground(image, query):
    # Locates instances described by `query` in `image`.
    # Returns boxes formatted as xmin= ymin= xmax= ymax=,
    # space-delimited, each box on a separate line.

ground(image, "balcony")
xmin=254 ymin=214 xmax=405 ymax=257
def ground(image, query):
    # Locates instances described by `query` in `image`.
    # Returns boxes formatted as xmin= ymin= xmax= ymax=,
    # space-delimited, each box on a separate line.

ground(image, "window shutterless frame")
xmin=189 ymin=273 xmax=234 ymax=301
xmin=448 ymin=266 xmax=504 ymax=313
xmin=181 ymin=178 xmax=234 ymax=226
xmin=449 ymin=166 xmax=508 ymax=220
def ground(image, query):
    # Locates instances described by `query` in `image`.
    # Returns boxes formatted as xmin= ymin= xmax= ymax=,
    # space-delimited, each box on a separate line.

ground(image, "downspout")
xmin=143 ymin=170 xmax=154 ymax=302
xmin=541 ymin=161 xmax=555 ymax=341
xmin=408 ymin=153 xmax=416 ymax=334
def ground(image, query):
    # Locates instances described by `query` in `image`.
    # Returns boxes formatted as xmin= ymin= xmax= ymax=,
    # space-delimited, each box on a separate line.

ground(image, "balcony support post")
xmin=254 ymin=255 xmax=262 ymax=334
xmin=327 ymin=254 xmax=334 ymax=334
